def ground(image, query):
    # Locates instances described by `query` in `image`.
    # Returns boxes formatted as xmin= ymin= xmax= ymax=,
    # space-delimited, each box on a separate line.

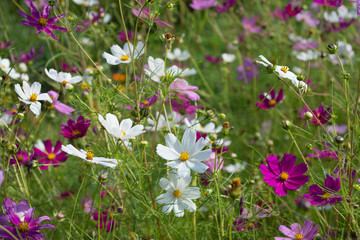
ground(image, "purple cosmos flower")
xmin=242 ymin=17 xmax=262 ymax=33
xmin=47 ymin=90 xmax=75 ymax=115
xmin=327 ymin=18 xmax=356 ymax=32
xmin=59 ymin=116 xmax=91 ymax=139
xmin=303 ymin=175 xmax=342 ymax=206
xmin=260 ymin=153 xmax=309 ymax=196
xmin=255 ymin=89 xmax=284 ymax=110
xmin=34 ymin=139 xmax=68 ymax=170
xmin=11 ymin=46 xmax=43 ymax=63
xmin=17 ymin=2 xmax=67 ymax=41
xmin=275 ymin=220 xmax=318 ymax=240
xmin=24 ymin=0 xmax=48 ymax=9
xmin=169 ymin=79 xmax=200 ymax=102
xmin=171 ymin=96 xmax=201 ymax=115
xmin=75 ymin=8 xmax=109 ymax=32
xmin=313 ymin=0 xmax=339 ymax=6
xmin=125 ymin=93 xmax=158 ymax=110
xmin=92 ymin=210 xmax=116 ymax=232
xmin=117 ymin=31 xmax=135 ymax=43
xmin=296 ymin=11 xmax=320 ymax=27
xmin=0 ymin=198 xmax=55 ymax=239
xmin=233 ymin=203 xmax=271 ymax=231
xmin=0 ymin=41 xmax=14 ymax=50
xmin=325 ymin=124 xmax=347 ymax=135
xmin=189 ymin=0 xmax=217 ymax=10
xmin=299 ymin=105 xmax=332 ymax=125
xmin=9 ymin=151 xmax=33 ymax=166
xmin=215 ymin=0 xmax=236 ymax=12
xmin=60 ymin=61 xmax=78 ymax=73
xmin=307 ymin=147 xmax=338 ymax=160
xmin=132 ymin=4 xmax=171 ymax=27
xmin=204 ymin=55 xmax=222 ymax=64
xmin=237 ymin=57 xmax=259 ymax=83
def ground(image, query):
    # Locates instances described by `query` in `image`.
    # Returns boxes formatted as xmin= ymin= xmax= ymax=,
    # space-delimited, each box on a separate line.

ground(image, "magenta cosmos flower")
xmin=59 ymin=116 xmax=91 ymax=139
xmin=125 ymin=93 xmax=158 ymax=110
xmin=303 ymin=175 xmax=342 ymax=206
xmin=34 ymin=139 xmax=68 ymax=170
xmin=11 ymin=46 xmax=43 ymax=63
xmin=17 ymin=2 xmax=67 ymax=40
xmin=242 ymin=17 xmax=262 ymax=34
xmin=215 ymin=0 xmax=236 ymax=12
xmin=255 ymin=89 xmax=284 ymax=110
xmin=260 ymin=153 xmax=309 ymax=196
xmin=275 ymin=220 xmax=318 ymax=240
xmin=0 ymin=198 xmax=55 ymax=240
xmin=189 ymin=0 xmax=217 ymax=10
xmin=299 ymin=105 xmax=332 ymax=125
xmin=10 ymin=151 xmax=33 ymax=166
xmin=48 ymin=90 xmax=75 ymax=115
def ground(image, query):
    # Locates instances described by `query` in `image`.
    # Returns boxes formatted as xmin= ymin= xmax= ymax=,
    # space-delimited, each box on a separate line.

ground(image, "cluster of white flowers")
xmin=323 ymin=5 xmax=358 ymax=23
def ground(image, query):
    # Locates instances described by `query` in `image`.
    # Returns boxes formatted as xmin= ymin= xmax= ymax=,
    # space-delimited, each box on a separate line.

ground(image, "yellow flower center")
xmin=280 ymin=66 xmax=288 ymax=73
xmin=279 ymin=172 xmax=288 ymax=181
xmin=317 ymin=113 xmax=320 ymax=118
xmin=121 ymin=130 xmax=126 ymax=137
xmin=17 ymin=155 xmax=24 ymax=162
xmin=72 ymin=129 xmax=81 ymax=136
xmin=1 ymin=64 xmax=6 ymax=69
xmin=269 ymin=99 xmax=276 ymax=106
xmin=173 ymin=189 xmax=181 ymax=197
xmin=81 ymin=83 xmax=88 ymax=89
xmin=121 ymin=55 xmax=130 ymax=61
xmin=47 ymin=153 xmax=56 ymax=160
xmin=295 ymin=233 xmax=304 ymax=240
xmin=179 ymin=152 xmax=189 ymax=162
xmin=38 ymin=17 xmax=48 ymax=26
xmin=18 ymin=221 xmax=29 ymax=232
xmin=142 ymin=100 xmax=149 ymax=106
xmin=86 ymin=151 xmax=94 ymax=160
xmin=321 ymin=192 xmax=331 ymax=200
xmin=246 ymin=66 xmax=252 ymax=72
xmin=30 ymin=93 xmax=37 ymax=102
xmin=62 ymin=80 xmax=68 ymax=87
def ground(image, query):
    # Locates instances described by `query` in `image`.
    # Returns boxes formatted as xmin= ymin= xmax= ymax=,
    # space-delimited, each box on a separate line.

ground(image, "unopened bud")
xmin=327 ymin=43 xmax=338 ymax=54
xmin=65 ymin=83 xmax=74 ymax=91
xmin=98 ymin=174 xmax=108 ymax=182
xmin=343 ymin=73 xmax=351 ymax=80
xmin=297 ymin=74 xmax=305 ymax=81
xmin=266 ymin=65 xmax=276 ymax=73
xmin=306 ymin=143 xmax=313 ymax=150
xmin=282 ymin=120 xmax=292 ymax=130
xmin=17 ymin=113 xmax=24 ymax=119
xmin=117 ymin=207 xmax=124 ymax=213
xmin=223 ymin=122 xmax=230 ymax=128
xmin=129 ymin=137 xmax=136 ymax=143
xmin=26 ymin=160 xmax=38 ymax=168
xmin=47 ymin=0 xmax=57 ymax=6
xmin=140 ymin=140 xmax=148 ymax=147
xmin=56 ymin=212 xmax=65 ymax=220
xmin=334 ymin=136 xmax=344 ymax=145
xmin=304 ymin=112 xmax=313 ymax=120
xmin=219 ymin=113 xmax=226 ymax=119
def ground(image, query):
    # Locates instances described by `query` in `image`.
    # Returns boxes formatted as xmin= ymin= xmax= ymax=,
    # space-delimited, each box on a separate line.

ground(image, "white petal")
xmin=119 ymin=118 xmax=133 ymax=131
xmin=189 ymin=161 xmax=208 ymax=174
xmin=165 ymin=133 xmax=181 ymax=154
xmin=37 ymin=93 xmax=52 ymax=103
xmin=70 ymin=76 xmax=82 ymax=84
xmin=182 ymin=187 xmax=201 ymax=199
xmin=102 ymin=52 xmax=120 ymax=65
xmin=29 ymin=102 xmax=41 ymax=117
xmin=31 ymin=82 xmax=41 ymax=95
xmin=14 ymin=84 xmax=27 ymax=100
xmin=181 ymin=128 xmax=196 ymax=152
xmin=157 ymin=144 xmax=180 ymax=160
xmin=110 ymin=45 xmax=125 ymax=58
xmin=191 ymin=149 xmax=212 ymax=162
xmin=177 ymin=162 xmax=191 ymax=178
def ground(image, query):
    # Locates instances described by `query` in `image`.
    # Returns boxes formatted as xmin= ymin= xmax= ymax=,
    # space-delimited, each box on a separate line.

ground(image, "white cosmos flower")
xmin=156 ymin=171 xmax=200 ymax=217
xmin=329 ymin=41 xmax=354 ymax=65
xmin=0 ymin=111 xmax=13 ymax=126
xmin=145 ymin=111 xmax=181 ymax=132
xmin=72 ymin=0 xmax=99 ymax=6
xmin=293 ymin=50 xmax=319 ymax=61
xmin=224 ymin=162 xmax=247 ymax=173
xmin=14 ymin=81 xmax=52 ymax=118
xmin=0 ymin=58 xmax=20 ymax=79
xmin=166 ymin=48 xmax=190 ymax=61
xmin=323 ymin=5 xmax=357 ymax=23
xmin=184 ymin=118 xmax=222 ymax=134
xmin=256 ymin=55 xmax=308 ymax=93
xmin=45 ymin=68 xmax=82 ymax=88
xmin=156 ymin=128 xmax=211 ymax=177
xmin=62 ymin=144 xmax=118 ymax=168
xmin=221 ymin=53 xmax=236 ymax=63
xmin=98 ymin=113 xmax=145 ymax=140
xmin=102 ymin=42 xmax=145 ymax=65
xmin=145 ymin=56 xmax=196 ymax=83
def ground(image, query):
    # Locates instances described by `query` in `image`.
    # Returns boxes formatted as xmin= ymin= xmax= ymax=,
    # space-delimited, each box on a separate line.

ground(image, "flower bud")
xmin=281 ymin=120 xmax=292 ymax=130
xmin=266 ymin=65 xmax=276 ymax=73
xmin=19 ymin=63 xmax=28 ymax=72
xmin=223 ymin=121 xmax=230 ymax=128
xmin=56 ymin=212 xmax=65 ymax=220
xmin=6 ymin=144 xmax=18 ymax=154
xmin=219 ymin=113 xmax=226 ymax=119
xmin=47 ymin=0 xmax=57 ymax=6
xmin=65 ymin=83 xmax=74 ymax=91
xmin=306 ymin=143 xmax=313 ymax=150
xmin=17 ymin=113 xmax=24 ymax=119
xmin=140 ymin=140 xmax=148 ymax=147
xmin=344 ymin=142 xmax=351 ymax=150
xmin=343 ymin=73 xmax=351 ymax=80
xmin=297 ymin=74 xmax=305 ymax=81
xmin=327 ymin=43 xmax=338 ymax=54
xmin=304 ymin=112 xmax=313 ymax=120
xmin=229 ymin=178 xmax=241 ymax=198
xmin=129 ymin=137 xmax=136 ymax=143
xmin=26 ymin=160 xmax=38 ymax=169
xmin=117 ymin=207 xmax=124 ymax=213
xmin=334 ymin=136 xmax=344 ymax=145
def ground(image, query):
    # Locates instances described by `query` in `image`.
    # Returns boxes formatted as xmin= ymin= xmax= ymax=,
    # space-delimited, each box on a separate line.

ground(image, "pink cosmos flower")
xmin=17 ymin=2 xmax=67 ymax=41
xmin=275 ymin=220 xmax=318 ymax=240
xmin=171 ymin=95 xmax=201 ymax=115
xmin=242 ymin=17 xmax=262 ymax=33
xmin=303 ymin=175 xmax=342 ymax=206
xmin=60 ymin=61 xmax=78 ymax=73
xmin=255 ymin=89 xmax=284 ymax=110
xmin=11 ymin=46 xmax=43 ymax=63
xmin=132 ymin=3 xmax=171 ymax=27
xmin=299 ymin=105 xmax=332 ymax=125
xmin=189 ymin=0 xmax=217 ymax=10
xmin=59 ymin=116 xmax=91 ymax=139
xmin=117 ymin=31 xmax=134 ymax=43
xmin=34 ymin=139 xmax=68 ymax=170
xmin=215 ymin=0 xmax=236 ymax=12
xmin=169 ymin=79 xmax=200 ymax=102
xmin=313 ymin=0 xmax=339 ymax=6
xmin=295 ymin=11 xmax=320 ymax=27
xmin=10 ymin=151 xmax=33 ymax=166
xmin=125 ymin=93 xmax=158 ymax=110
xmin=260 ymin=153 xmax=309 ymax=196
xmin=48 ymin=90 xmax=75 ymax=115
xmin=307 ymin=147 xmax=338 ymax=160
